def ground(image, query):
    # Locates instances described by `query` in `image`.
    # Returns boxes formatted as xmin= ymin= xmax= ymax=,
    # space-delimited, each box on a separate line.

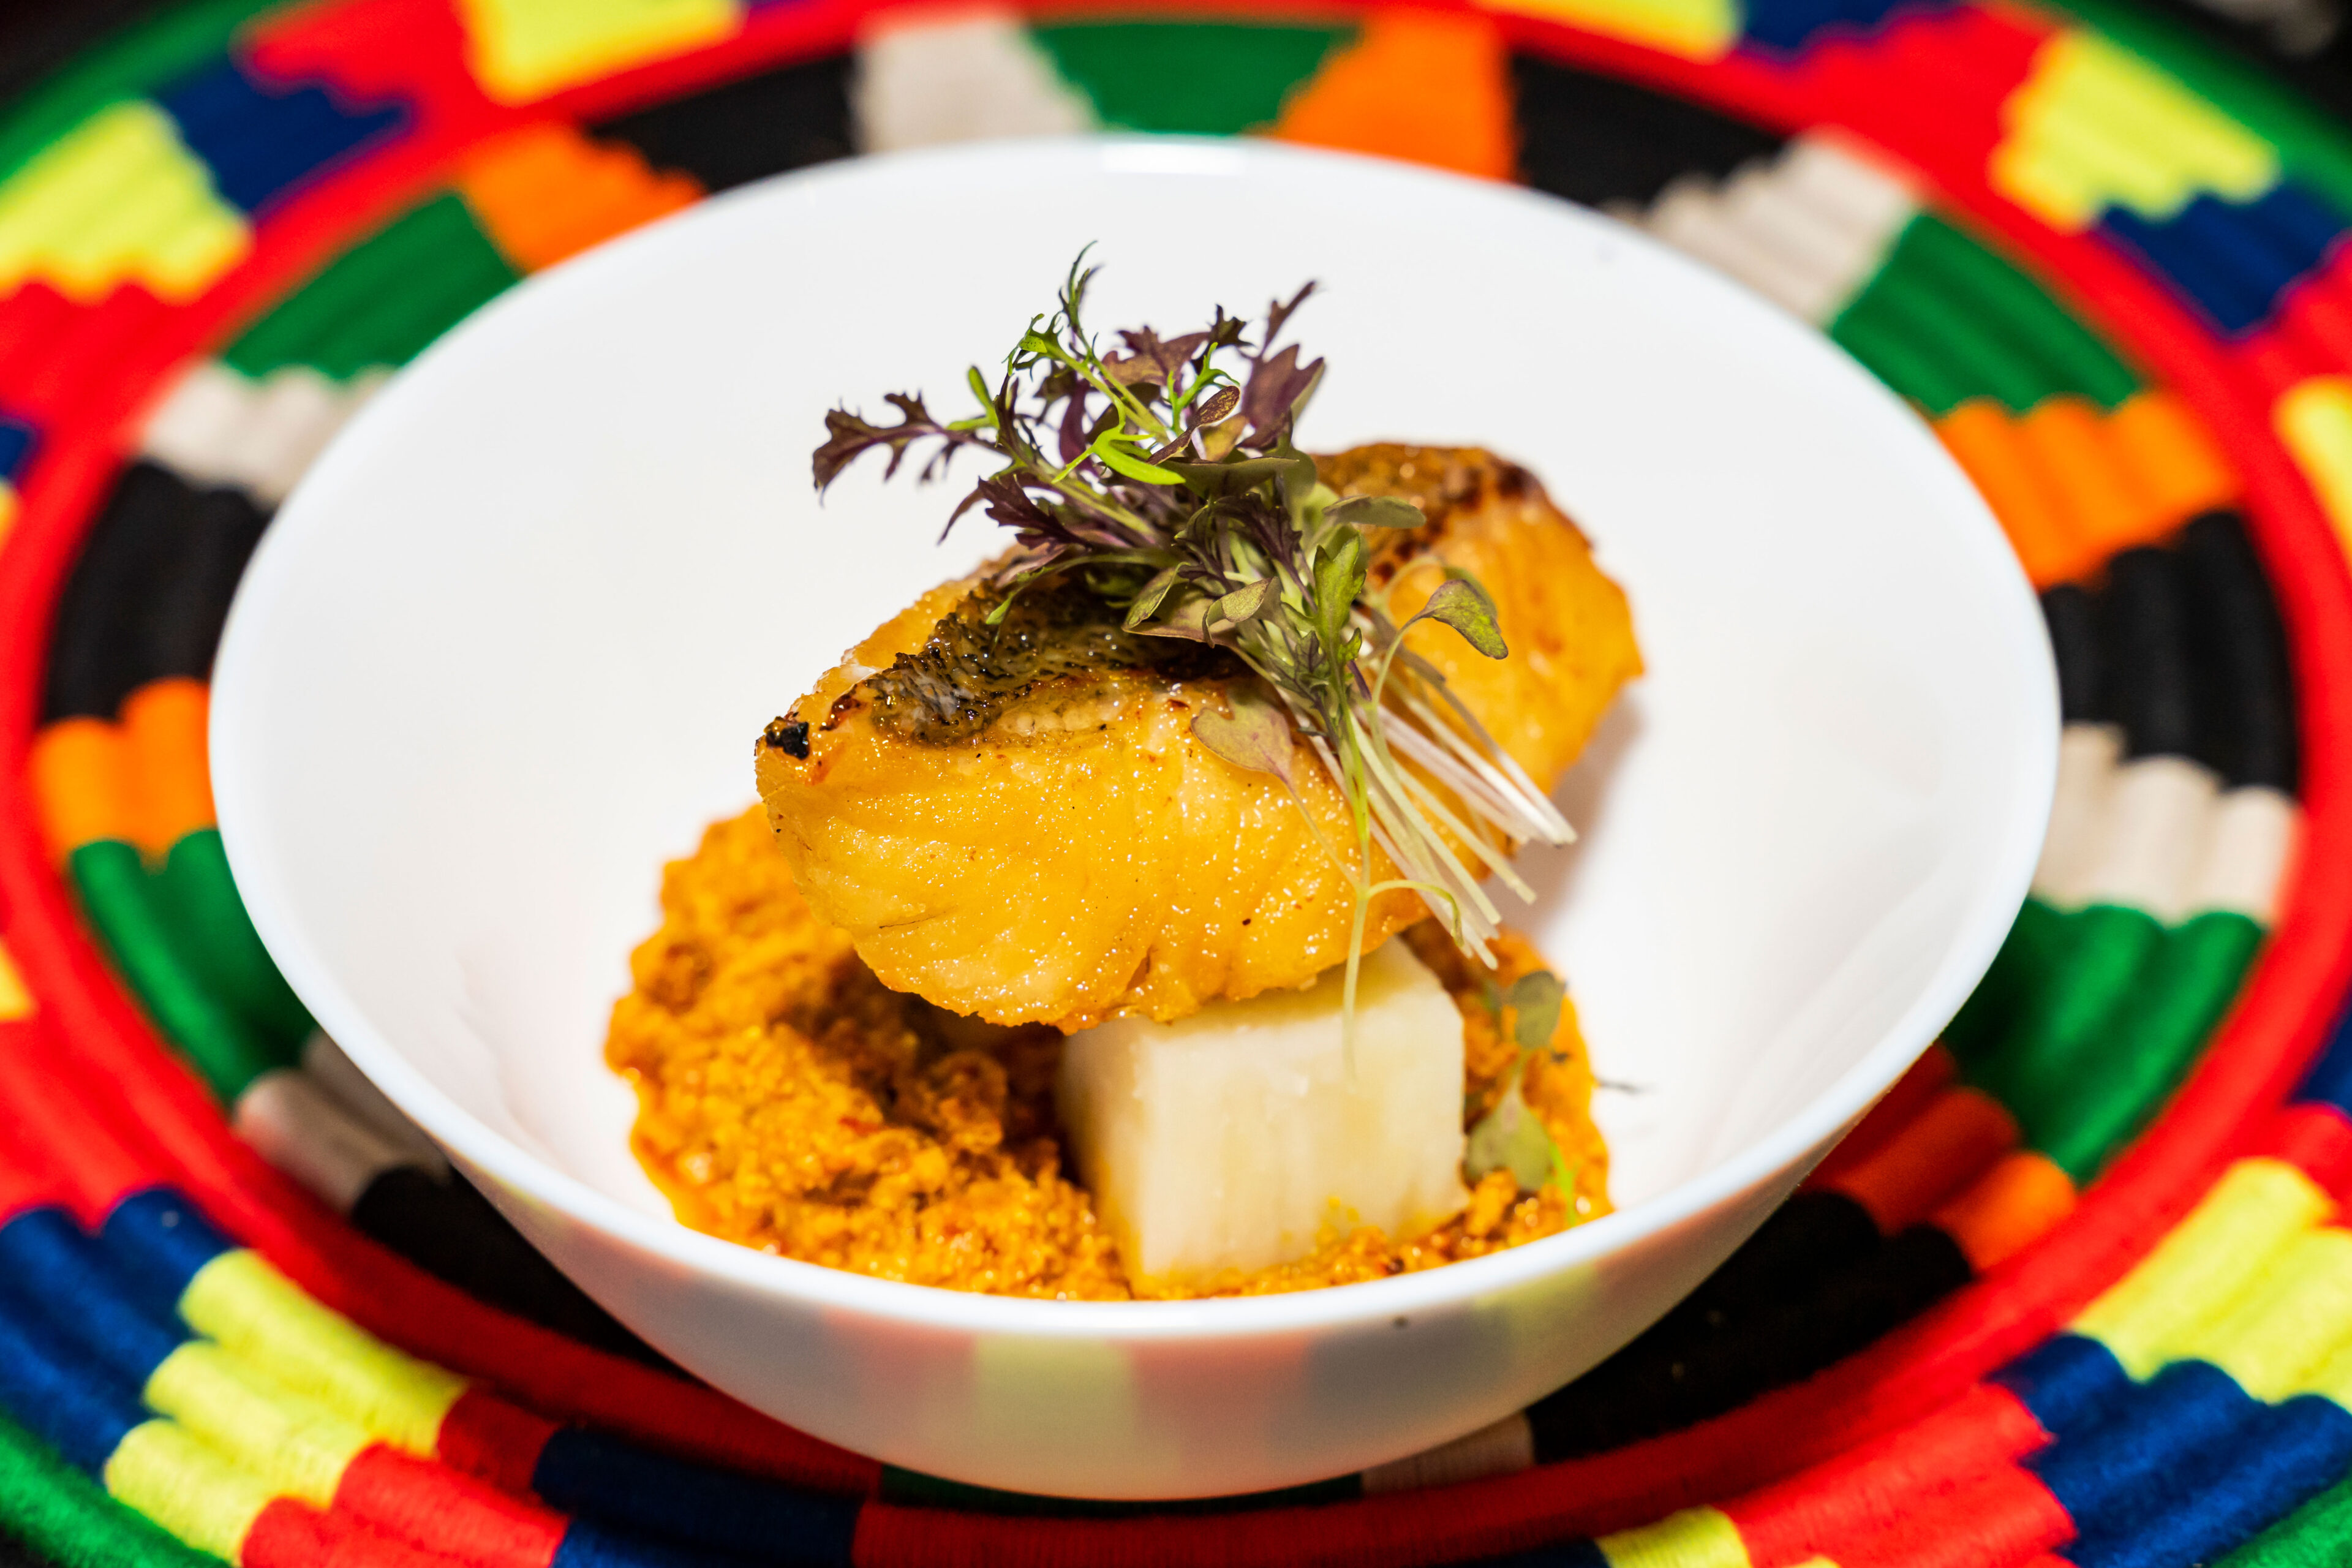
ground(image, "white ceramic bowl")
xmin=211 ymin=137 xmax=2056 ymax=1499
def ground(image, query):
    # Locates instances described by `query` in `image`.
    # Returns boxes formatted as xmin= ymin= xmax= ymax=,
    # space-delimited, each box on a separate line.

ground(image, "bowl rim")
xmin=211 ymin=134 xmax=2060 ymax=1342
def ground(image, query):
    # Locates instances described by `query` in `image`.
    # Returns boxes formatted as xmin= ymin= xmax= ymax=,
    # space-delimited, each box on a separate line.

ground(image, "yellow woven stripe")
xmin=2075 ymin=1158 xmax=2334 ymax=1378
xmin=1473 ymin=0 xmax=1735 ymax=60
xmin=2172 ymin=1228 xmax=2352 ymax=1402
xmin=2277 ymin=377 xmax=2352 ymax=551
xmin=0 ymin=101 xmax=247 ymax=301
xmin=0 ymin=935 xmax=30 ymax=1022
xmin=1992 ymin=31 xmax=2277 ymax=231
xmin=144 ymin=1342 xmax=374 ymax=1506
xmin=179 ymin=1251 xmax=467 ymax=1455
xmin=1599 ymin=1506 xmax=1754 ymax=1568
xmin=102 ymin=1420 xmax=274 ymax=1560
xmin=455 ymin=0 xmax=741 ymax=103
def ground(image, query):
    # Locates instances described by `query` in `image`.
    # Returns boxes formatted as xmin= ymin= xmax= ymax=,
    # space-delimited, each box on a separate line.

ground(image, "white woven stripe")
xmin=1359 ymin=1413 xmax=1534 ymax=1494
xmin=140 ymin=360 xmax=385 ymax=502
xmin=852 ymin=11 xmax=1095 ymax=153
xmin=232 ymin=1067 xmax=416 ymax=1212
xmin=2189 ymin=785 xmax=2299 ymax=925
xmin=2034 ymin=722 xmax=2124 ymax=906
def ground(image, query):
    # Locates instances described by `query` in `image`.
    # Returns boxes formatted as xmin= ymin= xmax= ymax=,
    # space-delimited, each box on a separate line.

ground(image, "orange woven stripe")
xmin=1936 ymin=400 xmax=2091 ymax=587
xmin=119 ymin=677 xmax=214 ymax=854
xmin=1826 ymin=1086 xmax=2020 ymax=1234
xmin=1932 ymin=1149 xmax=2078 ymax=1272
xmin=455 ymin=123 xmax=701 ymax=273
xmin=2106 ymin=387 xmax=2237 ymax=525
xmin=1272 ymin=10 xmax=1514 ymax=179
xmin=2018 ymin=394 xmax=2160 ymax=559
xmin=28 ymin=719 xmax=135 ymax=860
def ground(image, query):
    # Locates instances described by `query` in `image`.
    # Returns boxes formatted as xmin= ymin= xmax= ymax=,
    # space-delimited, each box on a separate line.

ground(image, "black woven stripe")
xmin=589 ymin=55 xmax=853 ymax=194
xmin=1526 ymin=1215 xmax=1971 ymax=1461
xmin=141 ymin=484 xmax=267 ymax=686
xmin=0 ymin=0 xmax=178 ymax=113
xmin=2102 ymin=543 xmax=2201 ymax=764
xmin=42 ymin=461 xmax=270 ymax=721
xmin=0 ymin=1524 xmax=53 ymax=1568
xmin=2043 ymin=583 xmax=2108 ymax=727
xmin=42 ymin=461 xmax=190 ymax=722
xmin=1510 ymin=53 xmax=1784 ymax=209
xmin=348 ymin=1167 xmax=672 ymax=1368
xmin=2179 ymin=510 xmax=2299 ymax=793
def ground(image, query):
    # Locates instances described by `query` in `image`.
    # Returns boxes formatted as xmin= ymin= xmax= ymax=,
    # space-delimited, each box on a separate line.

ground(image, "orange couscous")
xmin=605 ymin=807 xmax=1610 ymax=1300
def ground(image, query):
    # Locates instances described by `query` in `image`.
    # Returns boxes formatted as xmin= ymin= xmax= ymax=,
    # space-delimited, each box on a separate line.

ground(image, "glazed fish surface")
xmin=756 ymin=444 xmax=1639 ymax=1033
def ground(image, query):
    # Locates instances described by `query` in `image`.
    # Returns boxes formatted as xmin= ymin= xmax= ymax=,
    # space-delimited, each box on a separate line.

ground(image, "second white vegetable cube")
xmin=1057 ymin=939 xmax=1471 ymax=1284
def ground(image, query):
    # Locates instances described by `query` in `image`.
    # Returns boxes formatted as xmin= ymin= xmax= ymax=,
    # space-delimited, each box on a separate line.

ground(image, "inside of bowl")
xmin=214 ymin=140 xmax=2049 ymax=1233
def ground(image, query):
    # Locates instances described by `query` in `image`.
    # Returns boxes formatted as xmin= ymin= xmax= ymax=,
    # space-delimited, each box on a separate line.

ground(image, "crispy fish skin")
xmin=755 ymin=445 xmax=1640 ymax=1032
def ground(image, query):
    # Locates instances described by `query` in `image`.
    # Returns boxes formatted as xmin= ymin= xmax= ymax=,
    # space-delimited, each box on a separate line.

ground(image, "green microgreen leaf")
xmin=1408 ymin=578 xmax=1507 ymax=660
xmin=1190 ymin=684 xmax=1297 ymax=785
xmin=1464 ymin=1084 xmax=1563 ymax=1195
xmin=809 ymin=249 xmax=1576 ymax=1003
xmin=1328 ymin=495 xmax=1425 ymax=530
xmin=1504 ymin=970 xmax=1564 ymax=1054
xmin=1123 ymin=564 xmax=1185 ymax=631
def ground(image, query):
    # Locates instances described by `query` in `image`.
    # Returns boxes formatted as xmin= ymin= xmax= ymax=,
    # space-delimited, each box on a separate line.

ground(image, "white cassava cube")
xmin=1057 ymin=939 xmax=1471 ymax=1284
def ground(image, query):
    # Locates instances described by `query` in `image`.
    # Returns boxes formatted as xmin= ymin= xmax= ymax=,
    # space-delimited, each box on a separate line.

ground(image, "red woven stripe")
xmin=0 ymin=157 xmax=876 ymax=1494
xmin=240 ymin=1498 xmax=451 ymax=1568
xmin=334 ymin=1445 xmax=566 ymax=1568
xmin=1806 ymin=1045 xmax=1959 ymax=1191
xmin=0 ymin=1011 xmax=162 ymax=1218
xmin=2255 ymin=1103 xmax=2352 ymax=1198
xmin=1829 ymin=1465 xmax=2073 ymax=1568
xmin=0 ymin=1022 xmax=70 ymax=1221
xmin=1825 ymin=1088 xmax=2019 ymax=1233
xmin=1726 ymin=1384 xmax=2051 ymax=1567
xmin=434 ymin=1389 xmax=561 ymax=1499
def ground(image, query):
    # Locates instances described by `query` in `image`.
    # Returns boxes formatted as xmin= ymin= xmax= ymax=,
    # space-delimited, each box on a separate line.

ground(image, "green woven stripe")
xmin=2219 ymin=1468 xmax=2352 ymax=1566
xmin=69 ymin=839 xmax=290 ymax=1102
xmin=0 ymin=1411 xmax=210 ymax=1568
xmin=224 ymin=194 xmax=519 ymax=380
xmin=0 ymin=0 xmax=277 ymax=189
xmin=1963 ymin=903 xmax=2165 ymax=1112
xmin=2049 ymin=0 xmax=2352 ymax=225
xmin=2038 ymin=911 xmax=2264 ymax=1180
xmin=1944 ymin=897 xmax=2075 ymax=1065
xmin=1823 ymin=306 xmax=1978 ymax=413
xmin=1028 ymin=22 xmax=1350 ymax=134
xmin=153 ymin=829 xmax=311 ymax=1050
xmin=1830 ymin=257 xmax=2052 ymax=415
xmin=1891 ymin=214 xmax=2142 ymax=408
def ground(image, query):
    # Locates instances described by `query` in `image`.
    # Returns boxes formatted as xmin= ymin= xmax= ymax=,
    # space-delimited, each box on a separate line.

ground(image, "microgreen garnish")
xmin=812 ymin=252 xmax=1574 ymax=1025
xmin=1465 ymin=971 xmax=1575 ymax=1195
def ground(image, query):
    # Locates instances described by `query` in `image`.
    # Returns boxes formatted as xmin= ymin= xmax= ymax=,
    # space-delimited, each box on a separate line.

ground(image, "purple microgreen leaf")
xmin=1240 ymin=344 xmax=1323 ymax=440
xmin=812 ymin=393 xmax=968 ymax=492
xmin=1189 ymin=682 xmax=1298 ymax=784
xmin=1329 ymin=495 xmax=1425 ymax=530
xmin=1194 ymin=383 xmax=1240 ymax=427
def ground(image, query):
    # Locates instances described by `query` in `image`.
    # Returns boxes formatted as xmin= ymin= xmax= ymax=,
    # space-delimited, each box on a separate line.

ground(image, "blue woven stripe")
xmin=0 ymin=1289 xmax=143 ymax=1474
xmin=2030 ymin=1360 xmax=2266 ymax=1532
xmin=2066 ymin=1393 xmax=2352 ymax=1568
xmin=0 ymin=1208 xmax=183 ymax=1387
xmin=0 ymin=416 xmax=34 ymax=484
xmin=156 ymin=58 xmax=405 ymax=214
xmin=548 ymin=1521 xmax=751 ymax=1568
xmin=2100 ymin=186 xmax=2346 ymax=337
xmin=97 ymin=1189 xmax=234 ymax=1324
xmin=1996 ymin=1332 xmax=2134 ymax=1437
xmin=533 ymin=1428 xmax=860 ymax=1567
xmin=2292 ymin=987 xmax=2352 ymax=1112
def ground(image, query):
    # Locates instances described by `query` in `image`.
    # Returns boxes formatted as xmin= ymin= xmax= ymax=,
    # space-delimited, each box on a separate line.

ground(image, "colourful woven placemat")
xmin=2 ymin=1 xmax=2352 ymax=1564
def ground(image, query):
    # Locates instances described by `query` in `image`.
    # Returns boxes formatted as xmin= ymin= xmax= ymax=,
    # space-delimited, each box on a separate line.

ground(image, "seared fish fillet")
xmin=756 ymin=445 xmax=1640 ymax=1031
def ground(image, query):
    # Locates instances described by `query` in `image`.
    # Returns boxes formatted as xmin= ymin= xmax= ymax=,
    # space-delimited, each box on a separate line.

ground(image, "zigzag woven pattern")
xmin=6 ymin=0 xmax=2352 ymax=1563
